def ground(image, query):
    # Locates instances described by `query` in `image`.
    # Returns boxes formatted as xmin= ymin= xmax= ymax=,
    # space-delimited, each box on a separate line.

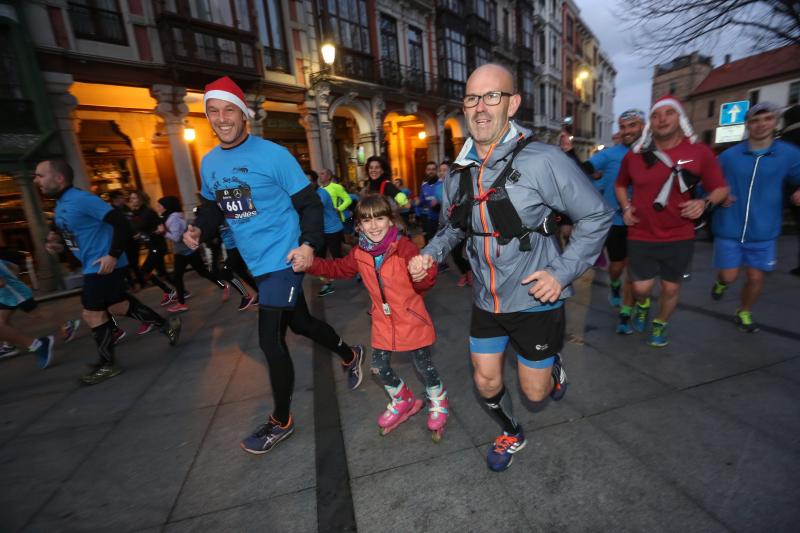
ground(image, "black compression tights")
xmin=258 ymin=293 xmax=354 ymax=424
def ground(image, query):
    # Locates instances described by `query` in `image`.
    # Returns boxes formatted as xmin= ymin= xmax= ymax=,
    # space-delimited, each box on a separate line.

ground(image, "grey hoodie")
xmin=422 ymin=122 xmax=614 ymax=313
xmin=164 ymin=212 xmax=192 ymax=256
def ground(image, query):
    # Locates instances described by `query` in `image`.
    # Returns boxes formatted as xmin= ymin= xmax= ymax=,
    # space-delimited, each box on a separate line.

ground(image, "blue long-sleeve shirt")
xmin=712 ymin=139 xmax=800 ymax=242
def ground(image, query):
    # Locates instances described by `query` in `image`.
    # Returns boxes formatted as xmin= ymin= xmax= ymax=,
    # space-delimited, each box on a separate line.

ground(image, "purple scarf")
xmin=358 ymin=226 xmax=399 ymax=257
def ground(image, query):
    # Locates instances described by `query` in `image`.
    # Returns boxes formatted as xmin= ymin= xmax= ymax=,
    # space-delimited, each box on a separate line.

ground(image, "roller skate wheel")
xmin=379 ymin=427 xmax=387 ymax=436
xmin=431 ymin=429 xmax=443 ymax=443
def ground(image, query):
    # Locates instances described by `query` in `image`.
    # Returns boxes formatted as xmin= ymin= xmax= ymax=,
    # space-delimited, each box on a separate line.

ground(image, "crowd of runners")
xmin=2 ymin=63 xmax=799 ymax=472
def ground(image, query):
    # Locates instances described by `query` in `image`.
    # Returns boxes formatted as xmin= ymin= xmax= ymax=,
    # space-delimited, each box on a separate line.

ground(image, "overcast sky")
xmin=575 ymin=0 xmax=757 ymax=132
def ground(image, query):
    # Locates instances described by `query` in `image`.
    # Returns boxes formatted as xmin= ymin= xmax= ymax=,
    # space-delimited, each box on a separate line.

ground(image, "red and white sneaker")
xmin=112 ymin=327 xmax=127 ymax=345
xmin=160 ymin=291 xmax=176 ymax=306
xmin=136 ymin=323 xmax=156 ymax=335
xmin=167 ymin=302 xmax=189 ymax=313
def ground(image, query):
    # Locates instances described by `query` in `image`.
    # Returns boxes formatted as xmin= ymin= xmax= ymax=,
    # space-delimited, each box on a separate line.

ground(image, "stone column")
xmin=313 ymin=83 xmax=336 ymax=171
xmin=436 ymin=106 xmax=447 ymax=163
xmin=151 ymin=84 xmax=198 ymax=214
xmin=426 ymin=136 xmax=440 ymax=164
xmin=371 ymin=96 xmax=386 ymax=157
xmin=298 ymin=105 xmax=323 ymax=172
xmin=42 ymin=72 xmax=90 ymax=189
xmin=13 ymin=169 xmax=57 ymax=289
xmin=246 ymin=93 xmax=267 ymax=138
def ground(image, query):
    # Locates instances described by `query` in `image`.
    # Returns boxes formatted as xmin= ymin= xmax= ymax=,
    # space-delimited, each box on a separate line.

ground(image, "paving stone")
xmin=165 ymin=488 xmax=316 ymax=533
xmin=170 ymin=392 xmax=316 ymax=521
xmin=593 ymin=392 xmax=800 ymax=531
xmin=29 ymin=407 xmax=215 ymax=531
xmin=351 ymin=448 xmax=530 ymax=532
xmin=505 ymin=419 xmax=727 ymax=532
xmin=0 ymin=425 xmax=110 ymax=531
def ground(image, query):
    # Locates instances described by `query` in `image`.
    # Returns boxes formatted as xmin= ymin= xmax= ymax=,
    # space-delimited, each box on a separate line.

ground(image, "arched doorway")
xmin=444 ymin=116 xmax=466 ymax=162
xmin=328 ymin=99 xmax=374 ymax=187
xmin=383 ymin=109 xmax=437 ymax=195
xmin=77 ymin=120 xmax=142 ymax=198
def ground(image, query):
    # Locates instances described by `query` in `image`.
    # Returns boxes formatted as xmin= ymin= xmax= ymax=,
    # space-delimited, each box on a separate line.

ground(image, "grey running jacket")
xmin=422 ymin=123 xmax=614 ymax=313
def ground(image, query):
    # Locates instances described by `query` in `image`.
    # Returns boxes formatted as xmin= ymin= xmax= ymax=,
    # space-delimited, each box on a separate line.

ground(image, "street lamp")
xmin=321 ymin=40 xmax=336 ymax=65
xmin=418 ymin=131 xmax=427 ymax=140
xmin=183 ymin=127 xmax=196 ymax=142
xmin=577 ymin=69 xmax=589 ymax=81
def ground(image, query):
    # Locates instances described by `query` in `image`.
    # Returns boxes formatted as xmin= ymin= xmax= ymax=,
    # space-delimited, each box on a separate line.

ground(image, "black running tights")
xmin=258 ymin=293 xmax=354 ymax=424
xmin=173 ymin=252 xmax=224 ymax=303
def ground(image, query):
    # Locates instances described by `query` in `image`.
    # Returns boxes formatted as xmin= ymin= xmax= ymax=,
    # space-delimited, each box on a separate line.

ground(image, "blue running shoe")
xmin=240 ymin=415 xmax=294 ymax=454
xmin=34 ymin=336 xmax=55 ymax=369
xmin=550 ymin=354 xmax=568 ymax=401
xmin=344 ymin=345 xmax=365 ymax=390
xmin=632 ymin=301 xmax=650 ymax=333
xmin=616 ymin=312 xmax=633 ymax=335
xmin=486 ymin=430 xmax=526 ymax=472
xmin=647 ymin=320 xmax=669 ymax=347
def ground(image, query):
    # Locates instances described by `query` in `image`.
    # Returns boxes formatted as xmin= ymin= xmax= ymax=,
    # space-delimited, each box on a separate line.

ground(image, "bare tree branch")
xmin=616 ymin=0 xmax=800 ymax=63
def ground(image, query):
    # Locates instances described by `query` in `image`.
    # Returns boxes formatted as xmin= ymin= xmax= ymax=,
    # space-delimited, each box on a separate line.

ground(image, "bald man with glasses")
xmin=409 ymin=64 xmax=613 ymax=472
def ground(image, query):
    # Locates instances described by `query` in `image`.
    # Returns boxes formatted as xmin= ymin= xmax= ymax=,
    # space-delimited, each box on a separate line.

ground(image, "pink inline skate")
xmin=426 ymin=385 xmax=449 ymax=442
xmin=378 ymin=382 xmax=423 ymax=436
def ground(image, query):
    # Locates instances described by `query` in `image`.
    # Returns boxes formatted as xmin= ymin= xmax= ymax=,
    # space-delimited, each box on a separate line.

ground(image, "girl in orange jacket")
xmin=304 ymin=194 xmax=449 ymax=440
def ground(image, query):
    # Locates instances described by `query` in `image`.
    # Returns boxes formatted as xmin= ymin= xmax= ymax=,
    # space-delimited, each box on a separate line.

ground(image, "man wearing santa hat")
xmin=183 ymin=76 xmax=364 ymax=455
xmin=614 ymin=96 xmax=729 ymax=347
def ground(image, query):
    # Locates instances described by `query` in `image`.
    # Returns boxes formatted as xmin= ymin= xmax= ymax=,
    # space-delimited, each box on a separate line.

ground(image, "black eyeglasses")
xmin=463 ymin=91 xmax=514 ymax=108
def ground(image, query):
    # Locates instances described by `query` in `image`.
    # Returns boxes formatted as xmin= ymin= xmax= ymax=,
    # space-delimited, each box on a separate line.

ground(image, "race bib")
xmin=215 ymin=187 xmax=257 ymax=220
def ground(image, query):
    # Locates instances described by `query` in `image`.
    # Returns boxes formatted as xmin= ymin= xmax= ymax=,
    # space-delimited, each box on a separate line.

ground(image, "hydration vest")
xmin=447 ymin=136 xmax=557 ymax=252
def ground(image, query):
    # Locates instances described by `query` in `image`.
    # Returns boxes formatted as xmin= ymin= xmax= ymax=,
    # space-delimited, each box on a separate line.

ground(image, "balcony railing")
xmin=491 ymin=29 xmax=514 ymax=55
xmin=319 ymin=55 xmax=462 ymax=103
xmin=157 ymin=12 xmax=261 ymax=78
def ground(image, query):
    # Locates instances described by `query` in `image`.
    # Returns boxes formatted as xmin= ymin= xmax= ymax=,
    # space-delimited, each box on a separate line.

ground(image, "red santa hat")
xmin=203 ymin=76 xmax=254 ymax=118
xmin=633 ymin=95 xmax=697 ymax=153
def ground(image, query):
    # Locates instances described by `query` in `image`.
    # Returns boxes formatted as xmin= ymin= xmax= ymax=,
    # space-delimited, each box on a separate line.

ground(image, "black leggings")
xmin=173 ymin=252 xmax=224 ymax=303
xmin=125 ymin=241 xmax=143 ymax=285
xmin=222 ymin=247 xmax=256 ymax=291
xmin=140 ymin=247 xmax=173 ymax=293
xmin=258 ymin=293 xmax=354 ymax=424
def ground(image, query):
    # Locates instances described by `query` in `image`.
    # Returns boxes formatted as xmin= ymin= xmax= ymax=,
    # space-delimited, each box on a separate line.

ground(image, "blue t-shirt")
xmin=200 ymin=135 xmax=308 ymax=276
xmin=220 ymin=223 xmax=237 ymax=249
xmin=54 ymin=187 xmax=128 ymax=274
xmin=588 ymin=144 xmax=630 ymax=226
xmin=317 ymin=187 xmax=344 ymax=234
xmin=418 ymin=180 xmax=443 ymax=218
xmin=0 ymin=260 xmax=33 ymax=307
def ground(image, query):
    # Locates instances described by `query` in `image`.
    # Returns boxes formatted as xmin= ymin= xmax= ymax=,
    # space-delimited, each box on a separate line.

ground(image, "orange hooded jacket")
xmin=308 ymin=236 xmax=437 ymax=352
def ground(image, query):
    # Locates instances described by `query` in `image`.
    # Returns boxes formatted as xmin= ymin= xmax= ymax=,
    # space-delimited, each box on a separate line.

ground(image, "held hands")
xmin=155 ymin=224 xmax=166 ymax=235
xmin=408 ymin=254 xmax=434 ymax=282
xmin=288 ymin=243 xmax=315 ymax=272
xmin=679 ymin=198 xmax=706 ymax=220
xmin=183 ymin=225 xmax=201 ymax=250
xmin=93 ymin=255 xmax=117 ymax=275
xmin=722 ymin=194 xmax=736 ymax=208
xmin=522 ymin=270 xmax=562 ymax=303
